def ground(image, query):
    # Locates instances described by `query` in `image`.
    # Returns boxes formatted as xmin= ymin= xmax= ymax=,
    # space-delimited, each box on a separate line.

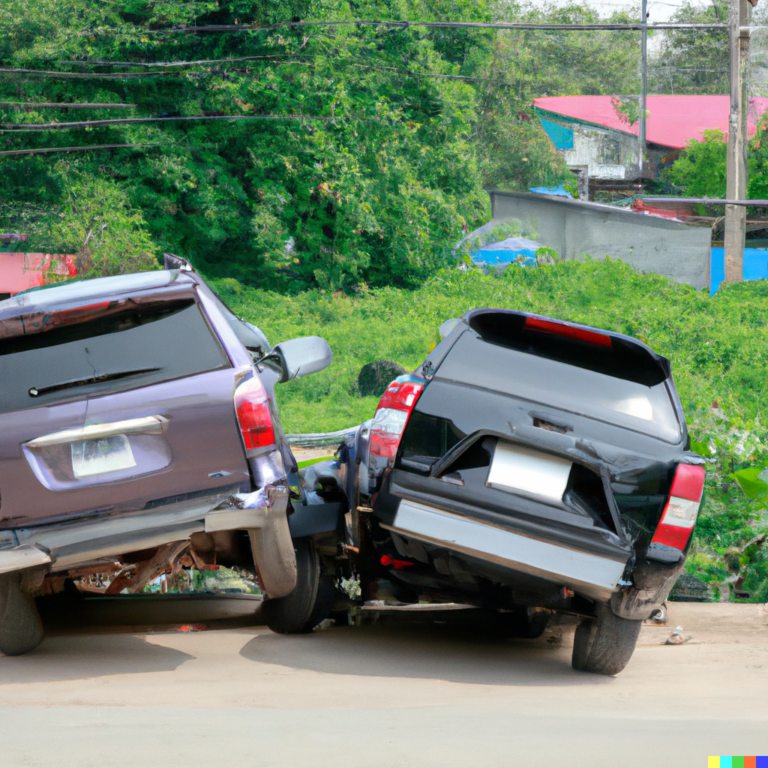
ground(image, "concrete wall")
xmin=560 ymin=123 xmax=636 ymax=180
xmin=489 ymin=191 xmax=712 ymax=291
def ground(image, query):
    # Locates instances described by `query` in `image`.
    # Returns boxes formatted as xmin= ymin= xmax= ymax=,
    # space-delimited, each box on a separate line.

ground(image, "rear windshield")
xmin=437 ymin=331 xmax=681 ymax=443
xmin=0 ymin=299 xmax=229 ymax=413
xmin=468 ymin=311 xmax=669 ymax=386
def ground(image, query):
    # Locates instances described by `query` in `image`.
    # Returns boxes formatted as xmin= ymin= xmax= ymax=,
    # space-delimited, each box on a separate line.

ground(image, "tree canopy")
xmin=0 ymin=0 xmax=727 ymax=291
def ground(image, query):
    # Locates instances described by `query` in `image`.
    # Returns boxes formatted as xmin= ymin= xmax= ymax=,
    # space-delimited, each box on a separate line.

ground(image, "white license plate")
xmin=71 ymin=435 xmax=136 ymax=478
xmin=486 ymin=441 xmax=572 ymax=503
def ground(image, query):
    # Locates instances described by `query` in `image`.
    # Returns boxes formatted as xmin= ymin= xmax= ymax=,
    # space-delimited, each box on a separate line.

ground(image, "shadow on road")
xmin=240 ymin=623 xmax=610 ymax=687
xmin=0 ymin=634 xmax=193 ymax=685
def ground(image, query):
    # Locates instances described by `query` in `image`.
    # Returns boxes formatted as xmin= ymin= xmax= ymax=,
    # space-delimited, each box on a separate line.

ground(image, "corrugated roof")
xmin=534 ymin=95 xmax=768 ymax=150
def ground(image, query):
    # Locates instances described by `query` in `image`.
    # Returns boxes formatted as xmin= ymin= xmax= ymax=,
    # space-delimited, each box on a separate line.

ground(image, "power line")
xmin=0 ymin=102 xmax=137 ymax=109
xmin=51 ymin=53 xmax=296 ymax=69
xmin=0 ymin=67 xmax=173 ymax=79
xmin=0 ymin=114 xmax=328 ymax=130
xmin=150 ymin=19 xmax=731 ymax=32
xmin=0 ymin=143 xmax=160 ymax=157
xmin=40 ymin=18 xmax=732 ymax=39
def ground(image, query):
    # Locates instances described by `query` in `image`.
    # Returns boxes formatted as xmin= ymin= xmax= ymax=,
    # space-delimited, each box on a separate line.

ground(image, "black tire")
xmin=0 ymin=572 xmax=44 ymax=656
xmin=262 ymin=538 xmax=336 ymax=634
xmin=572 ymin=602 xmax=642 ymax=676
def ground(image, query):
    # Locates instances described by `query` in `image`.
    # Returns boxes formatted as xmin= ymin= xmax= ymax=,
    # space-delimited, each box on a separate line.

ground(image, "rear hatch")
xmin=391 ymin=310 xmax=686 ymax=556
xmin=0 ymin=272 xmax=251 ymax=527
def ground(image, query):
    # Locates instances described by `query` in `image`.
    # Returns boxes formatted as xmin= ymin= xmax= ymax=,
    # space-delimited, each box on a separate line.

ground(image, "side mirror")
xmin=270 ymin=336 xmax=333 ymax=383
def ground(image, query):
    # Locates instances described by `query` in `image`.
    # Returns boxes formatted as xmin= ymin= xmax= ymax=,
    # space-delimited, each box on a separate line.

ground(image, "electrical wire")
xmin=0 ymin=143 xmax=160 ymax=157
xmin=0 ymin=114 xmax=329 ymax=130
xmin=0 ymin=102 xmax=137 ymax=109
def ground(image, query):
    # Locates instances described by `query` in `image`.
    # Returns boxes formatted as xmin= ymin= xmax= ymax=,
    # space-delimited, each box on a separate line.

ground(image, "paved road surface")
xmin=1 ymin=602 xmax=766 ymax=767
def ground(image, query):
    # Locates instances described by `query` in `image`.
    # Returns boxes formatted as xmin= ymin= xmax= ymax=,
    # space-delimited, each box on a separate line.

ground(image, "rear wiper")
xmin=29 ymin=368 xmax=161 ymax=398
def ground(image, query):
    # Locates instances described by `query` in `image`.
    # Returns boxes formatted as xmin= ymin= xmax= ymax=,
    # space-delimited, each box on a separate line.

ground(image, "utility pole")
xmin=639 ymin=0 xmax=648 ymax=177
xmin=724 ymin=0 xmax=752 ymax=283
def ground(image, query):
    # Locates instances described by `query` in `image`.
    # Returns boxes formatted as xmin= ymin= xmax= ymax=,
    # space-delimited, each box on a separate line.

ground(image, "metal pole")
xmin=724 ymin=0 xmax=751 ymax=283
xmin=639 ymin=0 xmax=648 ymax=177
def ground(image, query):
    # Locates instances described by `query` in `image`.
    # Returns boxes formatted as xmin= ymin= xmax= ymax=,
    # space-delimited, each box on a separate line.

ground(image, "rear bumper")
xmin=382 ymin=499 xmax=630 ymax=602
xmin=0 ymin=485 xmax=291 ymax=575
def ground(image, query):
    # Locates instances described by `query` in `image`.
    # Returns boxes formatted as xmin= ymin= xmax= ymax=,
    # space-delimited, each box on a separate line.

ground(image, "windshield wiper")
xmin=29 ymin=368 xmax=161 ymax=398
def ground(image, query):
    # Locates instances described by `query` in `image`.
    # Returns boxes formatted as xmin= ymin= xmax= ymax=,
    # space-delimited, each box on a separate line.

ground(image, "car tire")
xmin=572 ymin=602 xmax=642 ymax=676
xmin=262 ymin=537 xmax=336 ymax=634
xmin=0 ymin=572 xmax=44 ymax=656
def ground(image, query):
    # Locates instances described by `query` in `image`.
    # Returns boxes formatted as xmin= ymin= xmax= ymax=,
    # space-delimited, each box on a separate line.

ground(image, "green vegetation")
xmin=0 ymin=0 xmax=648 ymax=292
xmin=663 ymin=125 xmax=768 ymax=207
xmin=214 ymin=259 xmax=768 ymax=601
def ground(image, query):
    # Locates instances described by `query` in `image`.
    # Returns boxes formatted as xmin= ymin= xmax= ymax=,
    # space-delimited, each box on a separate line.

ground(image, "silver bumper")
xmin=383 ymin=500 xmax=628 ymax=602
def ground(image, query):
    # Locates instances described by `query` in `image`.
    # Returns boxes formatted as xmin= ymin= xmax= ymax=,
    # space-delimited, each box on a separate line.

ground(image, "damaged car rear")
xmin=0 ymin=256 xmax=332 ymax=655
xmin=342 ymin=309 xmax=705 ymax=675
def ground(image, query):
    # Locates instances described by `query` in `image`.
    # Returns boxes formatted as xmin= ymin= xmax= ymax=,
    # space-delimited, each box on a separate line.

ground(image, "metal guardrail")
xmin=286 ymin=427 xmax=357 ymax=446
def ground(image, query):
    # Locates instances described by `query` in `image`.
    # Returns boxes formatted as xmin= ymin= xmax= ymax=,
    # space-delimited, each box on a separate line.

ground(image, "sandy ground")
xmin=1 ymin=602 xmax=766 ymax=767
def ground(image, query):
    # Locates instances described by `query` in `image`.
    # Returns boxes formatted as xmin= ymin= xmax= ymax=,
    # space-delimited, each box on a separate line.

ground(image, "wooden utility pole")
xmin=724 ymin=0 xmax=752 ymax=283
xmin=639 ymin=0 xmax=648 ymax=176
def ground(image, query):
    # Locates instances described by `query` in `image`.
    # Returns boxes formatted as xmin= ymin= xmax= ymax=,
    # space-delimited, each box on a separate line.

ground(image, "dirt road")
xmin=1 ymin=602 xmax=766 ymax=767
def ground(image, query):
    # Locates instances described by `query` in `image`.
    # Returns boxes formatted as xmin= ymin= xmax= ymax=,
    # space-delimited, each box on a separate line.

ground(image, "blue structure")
xmin=710 ymin=247 xmax=768 ymax=294
xmin=528 ymin=185 xmax=573 ymax=198
xmin=473 ymin=237 xmax=543 ymax=268
xmin=539 ymin=118 xmax=574 ymax=150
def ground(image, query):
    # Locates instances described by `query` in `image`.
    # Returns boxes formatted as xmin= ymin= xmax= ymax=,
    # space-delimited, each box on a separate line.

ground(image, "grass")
xmin=211 ymin=259 xmax=768 ymax=600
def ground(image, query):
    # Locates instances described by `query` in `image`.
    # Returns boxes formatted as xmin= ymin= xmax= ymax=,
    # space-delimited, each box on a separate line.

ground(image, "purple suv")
xmin=0 ymin=255 xmax=333 ymax=655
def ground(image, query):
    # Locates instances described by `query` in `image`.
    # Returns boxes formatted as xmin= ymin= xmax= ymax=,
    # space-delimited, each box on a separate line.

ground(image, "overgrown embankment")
xmin=213 ymin=259 xmax=768 ymax=601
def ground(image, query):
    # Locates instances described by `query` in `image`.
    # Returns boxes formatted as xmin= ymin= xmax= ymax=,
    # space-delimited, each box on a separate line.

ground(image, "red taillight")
xmin=525 ymin=316 xmax=612 ymax=348
xmin=369 ymin=377 xmax=425 ymax=459
xmin=234 ymin=376 xmax=276 ymax=452
xmin=651 ymin=464 xmax=706 ymax=550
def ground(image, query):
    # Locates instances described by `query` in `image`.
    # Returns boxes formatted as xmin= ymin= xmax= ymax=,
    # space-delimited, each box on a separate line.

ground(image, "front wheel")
xmin=572 ymin=603 xmax=642 ymax=676
xmin=262 ymin=537 xmax=336 ymax=634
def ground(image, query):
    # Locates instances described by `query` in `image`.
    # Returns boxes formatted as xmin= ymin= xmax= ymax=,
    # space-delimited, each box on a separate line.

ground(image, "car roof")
xmin=0 ymin=270 xmax=196 ymax=316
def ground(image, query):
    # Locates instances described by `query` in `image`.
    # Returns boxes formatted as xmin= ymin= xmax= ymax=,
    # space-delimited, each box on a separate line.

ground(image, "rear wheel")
xmin=572 ymin=603 xmax=642 ymax=676
xmin=262 ymin=538 xmax=336 ymax=634
xmin=0 ymin=572 xmax=44 ymax=656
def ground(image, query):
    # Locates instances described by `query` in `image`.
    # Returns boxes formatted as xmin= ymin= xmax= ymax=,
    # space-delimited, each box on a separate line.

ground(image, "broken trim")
xmin=25 ymin=415 xmax=167 ymax=448
xmin=383 ymin=500 xmax=628 ymax=602
xmin=0 ymin=545 xmax=51 ymax=575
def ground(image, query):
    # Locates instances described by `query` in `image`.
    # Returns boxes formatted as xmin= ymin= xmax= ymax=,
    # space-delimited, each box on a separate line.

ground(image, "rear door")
xmin=392 ymin=311 xmax=684 ymax=545
xmin=0 ymin=286 xmax=250 ymax=527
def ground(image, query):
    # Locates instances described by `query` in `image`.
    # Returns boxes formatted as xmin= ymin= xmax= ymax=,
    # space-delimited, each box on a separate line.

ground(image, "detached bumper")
xmin=611 ymin=558 xmax=685 ymax=620
xmin=382 ymin=499 xmax=630 ymax=602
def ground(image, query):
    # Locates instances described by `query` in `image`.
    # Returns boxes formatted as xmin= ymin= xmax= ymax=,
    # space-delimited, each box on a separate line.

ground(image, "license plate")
xmin=71 ymin=435 xmax=136 ymax=478
xmin=486 ymin=441 xmax=572 ymax=503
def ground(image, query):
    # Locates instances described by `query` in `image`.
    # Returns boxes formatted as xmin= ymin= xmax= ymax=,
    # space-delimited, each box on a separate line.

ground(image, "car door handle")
xmin=25 ymin=416 xmax=168 ymax=448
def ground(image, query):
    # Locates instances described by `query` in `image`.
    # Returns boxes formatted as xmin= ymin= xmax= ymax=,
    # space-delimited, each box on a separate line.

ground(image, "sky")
xmin=545 ymin=0 xmax=706 ymax=22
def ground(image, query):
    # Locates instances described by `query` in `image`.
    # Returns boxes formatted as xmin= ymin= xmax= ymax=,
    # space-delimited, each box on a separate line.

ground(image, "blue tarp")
xmin=710 ymin=247 xmax=768 ymax=294
xmin=540 ymin=118 xmax=574 ymax=150
xmin=473 ymin=236 xmax=542 ymax=267
xmin=528 ymin=185 xmax=573 ymax=198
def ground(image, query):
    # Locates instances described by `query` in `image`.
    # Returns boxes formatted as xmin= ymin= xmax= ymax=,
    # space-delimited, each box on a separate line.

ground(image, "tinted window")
xmin=468 ymin=311 xmax=669 ymax=386
xmin=0 ymin=300 xmax=229 ymax=413
xmin=436 ymin=333 xmax=681 ymax=443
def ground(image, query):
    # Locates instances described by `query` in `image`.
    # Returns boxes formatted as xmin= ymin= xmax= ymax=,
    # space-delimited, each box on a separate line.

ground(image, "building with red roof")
xmin=0 ymin=236 xmax=77 ymax=299
xmin=534 ymin=95 xmax=768 ymax=189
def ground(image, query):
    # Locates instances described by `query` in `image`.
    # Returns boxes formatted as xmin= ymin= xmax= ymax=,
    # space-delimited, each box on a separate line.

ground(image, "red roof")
xmin=534 ymin=95 xmax=768 ymax=150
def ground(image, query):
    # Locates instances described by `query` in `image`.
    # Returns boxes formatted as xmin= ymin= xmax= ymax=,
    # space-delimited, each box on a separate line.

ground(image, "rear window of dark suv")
xmin=433 ymin=312 xmax=682 ymax=444
xmin=0 ymin=298 xmax=229 ymax=413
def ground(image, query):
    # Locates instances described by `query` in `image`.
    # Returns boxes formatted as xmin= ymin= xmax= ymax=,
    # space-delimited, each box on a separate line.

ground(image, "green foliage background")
xmin=0 ymin=0 xmax=649 ymax=291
